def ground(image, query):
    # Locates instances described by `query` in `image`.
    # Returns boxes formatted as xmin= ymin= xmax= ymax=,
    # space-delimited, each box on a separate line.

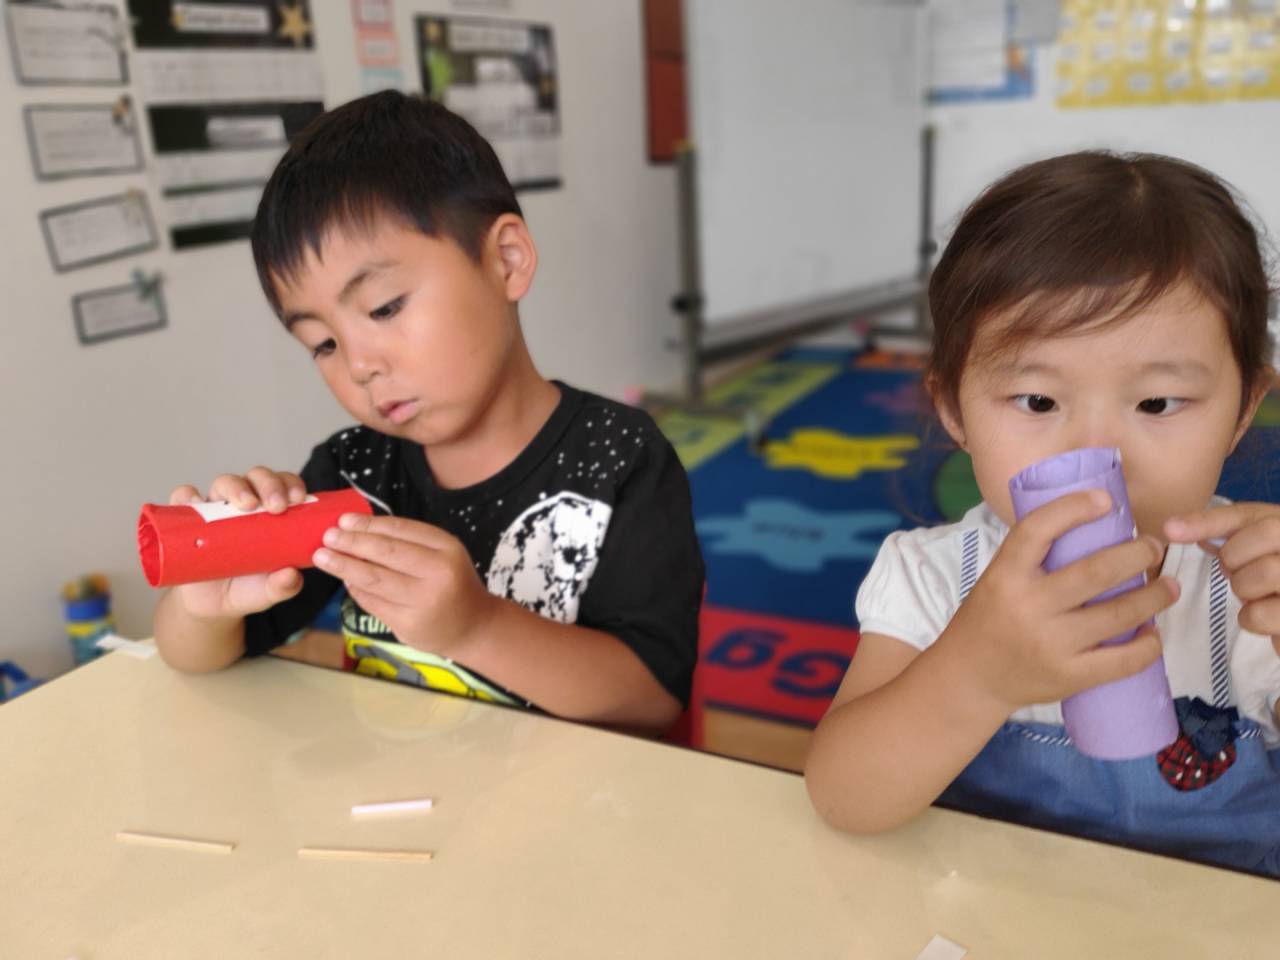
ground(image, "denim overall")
xmin=939 ymin=533 xmax=1280 ymax=877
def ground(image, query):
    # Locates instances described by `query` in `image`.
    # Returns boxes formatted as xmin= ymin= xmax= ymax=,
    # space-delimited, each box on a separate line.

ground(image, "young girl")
xmin=805 ymin=151 xmax=1280 ymax=876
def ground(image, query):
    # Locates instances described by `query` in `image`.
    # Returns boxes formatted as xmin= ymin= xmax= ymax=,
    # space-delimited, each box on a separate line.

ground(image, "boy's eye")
xmin=1137 ymin=397 xmax=1185 ymax=416
xmin=1013 ymin=394 xmax=1057 ymax=414
xmin=311 ymin=338 xmax=336 ymax=359
xmin=370 ymin=296 xmax=405 ymax=321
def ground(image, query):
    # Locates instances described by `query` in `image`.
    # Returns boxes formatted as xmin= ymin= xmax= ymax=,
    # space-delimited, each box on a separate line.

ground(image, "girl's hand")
xmin=165 ymin=468 xmax=309 ymax=620
xmin=948 ymin=490 xmax=1180 ymax=712
xmin=1166 ymin=503 xmax=1280 ymax=656
xmin=312 ymin=513 xmax=497 ymax=657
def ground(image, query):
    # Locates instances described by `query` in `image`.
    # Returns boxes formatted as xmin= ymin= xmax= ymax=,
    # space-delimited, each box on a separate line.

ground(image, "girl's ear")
xmin=1229 ymin=366 xmax=1275 ymax=454
xmin=927 ymin=373 xmax=967 ymax=450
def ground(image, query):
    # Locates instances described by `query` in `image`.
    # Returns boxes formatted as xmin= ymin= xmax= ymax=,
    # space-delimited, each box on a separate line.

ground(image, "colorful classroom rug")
xmin=659 ymin=346 xmax=1280 ymax=735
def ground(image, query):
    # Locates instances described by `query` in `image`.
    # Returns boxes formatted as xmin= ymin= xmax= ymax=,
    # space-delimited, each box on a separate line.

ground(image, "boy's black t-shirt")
xmin=243 ymin=382 xmax=704 ymax=707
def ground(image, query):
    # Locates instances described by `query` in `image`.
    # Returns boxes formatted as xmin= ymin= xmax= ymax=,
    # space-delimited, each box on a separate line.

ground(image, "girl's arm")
xmin=804 ymin=631 xmax=1011 ymax=834
xmin=1163 ymin=502 xmax=1280 ymax=732
xmin=806 ymin=491 xmax=1178 ymax=834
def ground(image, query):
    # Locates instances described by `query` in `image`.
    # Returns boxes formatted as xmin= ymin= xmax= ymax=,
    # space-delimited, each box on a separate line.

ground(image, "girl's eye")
xmin=1013 ymin=394 xmax=1057 ymax=414
xmin=370 ymin=296 xmax=405 ymax=321
xmin=1137 ymin=397 xmax=1186 ymax=416
xmin=311 ymin=338 xmax=336 ymax=359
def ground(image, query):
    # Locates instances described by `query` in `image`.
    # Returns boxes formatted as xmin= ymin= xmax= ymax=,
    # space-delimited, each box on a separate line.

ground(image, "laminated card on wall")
xmin=126 ymin=0 xmax=325 ymax=248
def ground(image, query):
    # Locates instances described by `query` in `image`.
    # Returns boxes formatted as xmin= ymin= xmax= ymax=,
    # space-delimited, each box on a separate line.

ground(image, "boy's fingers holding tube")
xmin=245 ymin=466 xmax=291 ymax=513
xmin=279 ymin=472 xmax=308 ymax=504
xmin=209 ymin=474 xmax=257 ymax=509
xmin=336 ymin=512 xmax=454 ymax=550
xmin=264 ymin=568 xmax=303 ymax=604
xmin=168 ymin=484 xmax=204 ymax=506
xmin=1002 ymin=490 xmax=1112 ymax=570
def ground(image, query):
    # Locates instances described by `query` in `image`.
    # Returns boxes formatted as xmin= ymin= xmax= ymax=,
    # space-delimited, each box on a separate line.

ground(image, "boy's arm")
xmin=153 ymin=589 xmax=247 ymax=673
xmin=445 ymin=599 xmax=682 ymax=734
xmin=154 ymin=560 xmax=341 ymax=673
xmin=318 ymin=514 xmax=687 ymax=735
xmin=152 ymin=447 xmax=350 ymax=673
xmin=315 ymin=423 xmax=700 ymax=735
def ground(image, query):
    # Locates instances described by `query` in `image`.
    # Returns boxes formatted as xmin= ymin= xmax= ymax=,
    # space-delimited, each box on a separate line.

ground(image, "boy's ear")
xmin=1228 ymin=366 xmax=1275 ymax=454
xmin=488 ymin=214 xmax=537 ymax=302
xmin=926 ymin=373 xmax=967 ymax=450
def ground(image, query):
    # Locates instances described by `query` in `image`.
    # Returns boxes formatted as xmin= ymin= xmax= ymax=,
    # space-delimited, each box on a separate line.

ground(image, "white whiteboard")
xmin=685 ymin=0 xmax=925 ymax=336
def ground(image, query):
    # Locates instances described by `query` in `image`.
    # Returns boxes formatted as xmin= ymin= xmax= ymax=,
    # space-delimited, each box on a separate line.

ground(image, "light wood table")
xmin=0 ymin=652 xmax=1274 ymax=958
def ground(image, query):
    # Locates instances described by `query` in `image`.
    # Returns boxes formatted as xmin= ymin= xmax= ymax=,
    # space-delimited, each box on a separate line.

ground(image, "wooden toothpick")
xmin=298 ymin=846 xmax=434 ymax=863
xmin=116 ymin=830 xmax=236 ymax=854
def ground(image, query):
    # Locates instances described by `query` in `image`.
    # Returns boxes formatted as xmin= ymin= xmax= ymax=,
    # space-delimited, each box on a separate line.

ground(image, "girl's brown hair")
xmin=927 ymin=151 xmax=1274 ymax=419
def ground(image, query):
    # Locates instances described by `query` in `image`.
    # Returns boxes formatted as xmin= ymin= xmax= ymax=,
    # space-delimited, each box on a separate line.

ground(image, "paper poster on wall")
xmin=126 ymin=0 xmax=325 ymax=248
xmin=930 ymin=0 xmax=1034 ymax=103
xmin=73 ymin=278 xmax=168 ymax=345
xmin=416 ymin=15 xmax=561 ymax=191
xmin=146 ymin=101 xmax=321 ymax=247
xmin=24 ymin=99 xmax=143 ymax=180
xmin=4 ymin=1 xmax=128 ymax=85
xmin=40 ymin=192 xmax=159 ymax=272
xmin=1011 ymin=0 xmax=1061 ymax=44
xmin=1057 ymin=0 xmax=1280 ymax=108
xmin=352 ymin=0 xmax=403 ymax=92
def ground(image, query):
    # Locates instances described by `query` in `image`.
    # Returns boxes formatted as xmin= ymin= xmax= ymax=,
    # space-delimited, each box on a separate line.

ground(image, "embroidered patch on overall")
xmin=1156 ymin=697 xmax=1239 ymax=792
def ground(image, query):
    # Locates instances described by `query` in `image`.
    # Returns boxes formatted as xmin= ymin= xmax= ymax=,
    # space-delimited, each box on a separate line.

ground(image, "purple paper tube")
xmin=1007 ymin=447 xmax=1178 ymax=759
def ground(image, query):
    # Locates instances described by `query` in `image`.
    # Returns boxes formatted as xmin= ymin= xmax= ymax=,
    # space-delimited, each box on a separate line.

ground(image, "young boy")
xmin=153 ymin=91 xmax=704 ymax=735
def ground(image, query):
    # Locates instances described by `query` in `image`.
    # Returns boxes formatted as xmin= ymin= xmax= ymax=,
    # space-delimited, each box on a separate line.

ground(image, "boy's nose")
xmin=345 ymin=343 xmax=388 ymax=385
xmin=348 ymin=358 xmax=386 ymax=387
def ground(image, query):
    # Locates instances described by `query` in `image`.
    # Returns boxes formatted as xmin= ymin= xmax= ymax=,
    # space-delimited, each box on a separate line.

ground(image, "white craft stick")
xmin=95 ymin=633 xmax=158 ymax=659
xmin=915 ymin=934 xmax=967 ymax=960
xmin=351 ymin=797 xmax=434 ymax=818
xmin=298 ymin=846 xmax=434 ymax=863
xmin=116 ymin=830 xmax=236 ymax=854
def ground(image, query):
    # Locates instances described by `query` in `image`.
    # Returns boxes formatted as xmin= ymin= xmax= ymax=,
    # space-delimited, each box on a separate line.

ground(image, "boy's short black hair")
xmin=251 ymin=90 xmax=522 ymax=315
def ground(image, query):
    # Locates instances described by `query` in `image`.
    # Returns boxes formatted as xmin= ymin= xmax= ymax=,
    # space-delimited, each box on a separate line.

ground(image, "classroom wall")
xmin=929 ymin=50 xmax=1280 ymax=268
xmin=0 ymin=0 xmax=681 ymax=679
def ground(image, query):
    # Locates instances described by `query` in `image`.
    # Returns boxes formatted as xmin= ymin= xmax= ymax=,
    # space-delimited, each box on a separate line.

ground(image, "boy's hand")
xmin=947 ymin=490 xmax=1180 ymax=712
xmin=166 ymin=467 xmax=309 ymax=620
xmin=1166 ymin=503 xmax=1280 ymax=656
xmin=313 ymin=513 xmax=496 ymax=656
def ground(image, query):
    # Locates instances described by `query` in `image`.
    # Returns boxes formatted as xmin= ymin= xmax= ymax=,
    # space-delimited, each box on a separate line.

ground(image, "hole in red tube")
xmin=137 ymin=512 xmax=162 ymax=587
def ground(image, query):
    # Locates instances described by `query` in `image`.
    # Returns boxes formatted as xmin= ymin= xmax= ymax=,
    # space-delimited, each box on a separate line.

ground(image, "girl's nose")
xmin=1067 ymin=413 xmax=1122 ymax=454
xmin=1069 ymin=434 xmax=1116 ymax=453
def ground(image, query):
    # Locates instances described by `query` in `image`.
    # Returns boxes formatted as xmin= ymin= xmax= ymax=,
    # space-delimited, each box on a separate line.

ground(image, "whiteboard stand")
xmin=645 ymin=137 xmax=932 ymax=442
xmin=640 ymin=143 xmax=771 ymax=448
xmin=864 ymin=123 xmax=936 ymax=353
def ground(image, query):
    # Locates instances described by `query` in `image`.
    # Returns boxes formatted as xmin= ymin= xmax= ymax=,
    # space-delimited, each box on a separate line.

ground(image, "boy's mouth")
xmin=376 ymin=398 xmax=419 ymax=425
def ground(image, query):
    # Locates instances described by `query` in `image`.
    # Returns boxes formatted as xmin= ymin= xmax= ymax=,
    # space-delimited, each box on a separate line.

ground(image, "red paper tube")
xmin=138 ymin=488 xmax=371 ymax=587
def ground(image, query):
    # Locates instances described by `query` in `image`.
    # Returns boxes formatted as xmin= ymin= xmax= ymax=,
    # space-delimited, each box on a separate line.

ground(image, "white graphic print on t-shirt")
xmin=486 ymin=491 xmax=612 ymax=623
